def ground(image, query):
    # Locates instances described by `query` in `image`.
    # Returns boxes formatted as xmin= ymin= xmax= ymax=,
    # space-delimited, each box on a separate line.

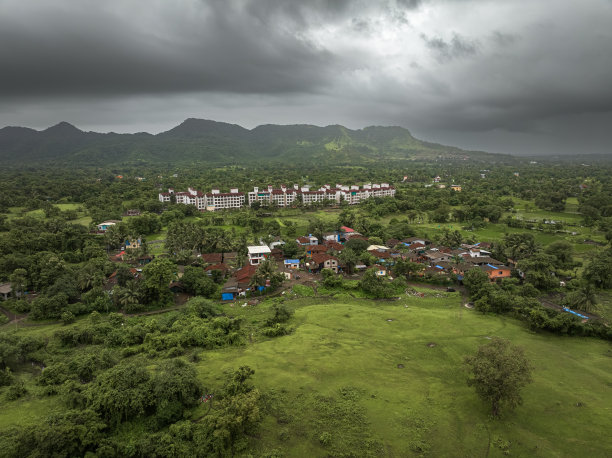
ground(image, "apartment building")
xmin=205 ymin=188 xmax=245 ymax=211
xmin=160 ymin=182 xmax=395 ymax=211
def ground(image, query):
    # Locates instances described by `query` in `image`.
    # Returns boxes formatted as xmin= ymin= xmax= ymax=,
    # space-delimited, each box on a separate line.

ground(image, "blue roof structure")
xmin=284 ymin=259 xmax=300 ymax=264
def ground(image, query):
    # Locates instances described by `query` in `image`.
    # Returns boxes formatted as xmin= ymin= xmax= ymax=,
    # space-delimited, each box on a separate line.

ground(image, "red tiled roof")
xmin=325 ymin=241 xmax=344 ymax=251
xmin=235 ymin=264 xmax=257 ymax=282
xmin=205 ymin=263 xmax=229 ymax=272
xmin=312 ymin=253 xmax=338 ymax=264
xmin=201 ymin=253 xmax=223 ymax=263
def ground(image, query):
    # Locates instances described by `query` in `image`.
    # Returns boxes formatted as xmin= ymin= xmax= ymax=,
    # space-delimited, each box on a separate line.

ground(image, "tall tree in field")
xmin=142 ymin=258 xmax=177 ymax=305
xmin=464 ymin=338 xmax=533 ymax=417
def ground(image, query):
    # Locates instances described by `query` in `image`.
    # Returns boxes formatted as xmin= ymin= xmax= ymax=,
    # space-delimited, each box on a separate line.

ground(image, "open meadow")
xmin=2 ymin=293 xmax=610 ymax=457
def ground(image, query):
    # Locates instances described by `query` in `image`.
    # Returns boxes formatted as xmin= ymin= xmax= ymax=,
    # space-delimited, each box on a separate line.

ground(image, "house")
xmin=201 ymin=253 xmax=223 ymax=264
xmin=310 ymin=253 xmax=340 ymax=273
xmin=124 ymin=238 xmax=141 ymax=250
xmin=424 ymin=251 xmax=451 ymax=263
xmin=367 ymin=244 xmax=390 ymax=252
xmin=325 ymin=240 xmax=344 ymax=253
xmin=0 ymin=283 xmax=12 ymax=300
xmin=323 ymin=232 xmax=340 ymax=242
xmin=247 ymin=245 xmax=271 ymax=265
xmin=481 ymin=264 xmax=512 ymax=281
xmin=402 ymin=237 xmax=429 ymax=246
xmin=284 ymin=259 xmax=300 ymax=269
xmin=221 ymin=277 xmax=240 ymax=301
xmin=370 ymin=264 xmax=387 ymax=276
xmin=270 ymin=248 xmax=284 ymax=261
xmin=268 ymin=237 xmax=285 ymax=249
xmin=234 ymin=264 xmax=258 ymax=290
xmin=96 ymin=220 xmax=121 ymax=232
xmin=204 ymin=263 xmax=229 ymax=276
xmin=296 ymin=235 xmax=318 ymax=246
xmin=124 ymin=209 xmax=141 ymax=216
xmin=306 ymin=245 xmax=327 ymax=257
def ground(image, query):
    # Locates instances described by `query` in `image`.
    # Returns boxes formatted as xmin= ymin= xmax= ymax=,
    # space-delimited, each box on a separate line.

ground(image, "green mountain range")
xmin=0 ymin=118 xmax=508 ymax=166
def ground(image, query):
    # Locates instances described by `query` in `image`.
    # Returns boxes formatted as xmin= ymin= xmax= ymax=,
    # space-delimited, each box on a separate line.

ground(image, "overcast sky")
xmin=1 ymin=0 xmax=612 ymax=155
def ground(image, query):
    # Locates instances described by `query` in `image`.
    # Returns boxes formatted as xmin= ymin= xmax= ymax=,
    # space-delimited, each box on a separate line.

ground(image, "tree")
xmin=545 ymin=240 xmax=577 ymax=270
xmin=339 ymin=248 xmax=359 ymax=274
xmin=464 ymin=338 xmax=532 ymax=417
xmin=583 ymin=248 xmax=612 ymax=288
xmin=9 ymin=268 xmax=28 ymax=297
xmin=463 ymin=268 xmax=490 ymax=297
xmin=516 ymin=253 xmax=557 ymax=290
xmin=282 ymin=239 xmax=302 ymax=258
xmin=142 ymin=258 xmax=177 ymax=305
xmin=503 ymin=233 xmax=539 ymax=261
xmin=564 ymin=281 xmax=597 ymax=313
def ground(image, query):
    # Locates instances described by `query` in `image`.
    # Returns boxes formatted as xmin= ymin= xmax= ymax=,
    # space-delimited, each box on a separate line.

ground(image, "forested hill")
xmin=0 ymin=118 xmax=509 ymax=166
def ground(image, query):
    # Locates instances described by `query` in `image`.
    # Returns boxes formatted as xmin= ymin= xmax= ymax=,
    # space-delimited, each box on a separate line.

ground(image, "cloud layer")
xmin=1 ymin=0 xmax=612 ymax=155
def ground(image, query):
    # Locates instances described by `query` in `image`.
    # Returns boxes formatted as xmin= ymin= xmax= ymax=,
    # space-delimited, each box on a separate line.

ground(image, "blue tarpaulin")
xmin=221 ymin=293 xmax=234 ymax=301
xmin=563 ymin=307 xmax=589 ymax=320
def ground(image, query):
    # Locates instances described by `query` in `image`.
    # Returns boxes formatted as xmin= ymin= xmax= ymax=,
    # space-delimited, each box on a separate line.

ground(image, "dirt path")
xmin=540 ymin=299 xmax=600 ymax=320
xmin=0 ymin=305 xmax=29 ymax=326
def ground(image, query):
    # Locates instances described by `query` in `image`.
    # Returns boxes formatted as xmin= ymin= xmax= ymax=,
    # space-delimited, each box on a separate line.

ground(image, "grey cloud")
xmin=491 ymin=31 xmax=518 ymax=47
xmin=421 ymin=33 xmax=479 ymax=63
xmin=0 ymin=1 xmax=337 ymax=98
xmin=1 ymin=0 xmax=612 ymax=156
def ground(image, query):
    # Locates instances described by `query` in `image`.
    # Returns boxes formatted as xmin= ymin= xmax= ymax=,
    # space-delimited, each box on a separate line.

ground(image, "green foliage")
xmin=359 ymin=269 xmax=396 ymax=299
xmin=0 ymin=409 xmax=107 ymax=458
xmin=464 ymin=337 xmax=533 ymax=417
xmin=182 ymin=266 xmax=218 ymax=297
xmin=61 ymin=310 xmax=75 ymax=325
xmin=292 ymin=284 xmax=315 ymax=297
xmin=583 ymin=248 xmax=612 ymax=288
xmin=516 ymin=253 xmax=557 ymax=290
xmin=185 ymin=296 xmax=221 ymax=318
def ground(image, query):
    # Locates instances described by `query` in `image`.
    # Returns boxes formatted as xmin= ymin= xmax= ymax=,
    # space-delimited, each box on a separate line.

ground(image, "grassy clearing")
xmin=1 ymin=296 xmax=611 ymax=456
xmin=198 ymin=297 xmax=612 ymax=457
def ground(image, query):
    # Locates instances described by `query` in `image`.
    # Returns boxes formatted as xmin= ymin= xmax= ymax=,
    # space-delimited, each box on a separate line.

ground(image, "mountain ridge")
xmin=0 ymin=118 xmax=509 ymax=166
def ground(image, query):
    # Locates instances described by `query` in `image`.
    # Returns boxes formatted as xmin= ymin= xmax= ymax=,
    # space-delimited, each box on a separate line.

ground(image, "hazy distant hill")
xmin=0 ymin=118 xmax=508 ymax=166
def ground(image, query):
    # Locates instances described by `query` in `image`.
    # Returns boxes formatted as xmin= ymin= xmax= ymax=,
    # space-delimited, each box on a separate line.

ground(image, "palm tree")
xmin=117 ymin=281 xmax=140 ymax=309
xmin=567 ymin=282 xmax=597 ymax=313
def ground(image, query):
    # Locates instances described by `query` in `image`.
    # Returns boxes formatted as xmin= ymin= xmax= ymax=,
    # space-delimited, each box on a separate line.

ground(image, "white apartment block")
xmin=159 ymin=182 xmax=395 ymax=211
xmin=159 ymin=187 xmax=243 ymax=211
xmin=205 ymin=188 xmax=245 ymax=211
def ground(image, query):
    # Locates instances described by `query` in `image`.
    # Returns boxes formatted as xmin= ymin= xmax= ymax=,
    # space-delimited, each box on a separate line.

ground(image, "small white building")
xmin=247 ymin=245 xmax=271 ymax=265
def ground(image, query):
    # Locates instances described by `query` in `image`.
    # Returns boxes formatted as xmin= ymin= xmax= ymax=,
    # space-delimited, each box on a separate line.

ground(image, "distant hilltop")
xmin=0 ymin=118 xmax=508 ymax=166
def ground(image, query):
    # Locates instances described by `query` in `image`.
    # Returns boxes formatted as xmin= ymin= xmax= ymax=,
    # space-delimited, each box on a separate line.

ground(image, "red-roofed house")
xmin=310 ymin=253 xmax=340 ymax=273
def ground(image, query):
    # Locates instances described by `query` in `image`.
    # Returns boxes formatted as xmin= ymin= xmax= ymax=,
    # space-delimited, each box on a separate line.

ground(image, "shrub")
xmin=61 ymin=311 xmax=75 ymax=325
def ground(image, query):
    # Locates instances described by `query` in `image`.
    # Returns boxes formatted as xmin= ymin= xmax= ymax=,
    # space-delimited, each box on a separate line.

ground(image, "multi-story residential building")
xmin=205 ymin=188 xmax=245 ymax=211
xmin=247 ymin=245 xmax=271 ymax=265
xmin=159 ymin=182 xmax=395 ymax=211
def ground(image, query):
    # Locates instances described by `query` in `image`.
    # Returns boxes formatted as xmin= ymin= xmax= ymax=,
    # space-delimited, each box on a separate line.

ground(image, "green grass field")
xmin=1 ymin=296 xmax=611 ymax=456
xmin=202 ymin=297 xmax=612 ymax=457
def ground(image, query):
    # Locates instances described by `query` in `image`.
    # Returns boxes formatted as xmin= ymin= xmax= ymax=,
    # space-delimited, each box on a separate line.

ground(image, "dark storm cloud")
xmin=0 ymin=1 xmax=337 ymax=97
xmin=1 ymin=0 xmax=612 ymax=155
